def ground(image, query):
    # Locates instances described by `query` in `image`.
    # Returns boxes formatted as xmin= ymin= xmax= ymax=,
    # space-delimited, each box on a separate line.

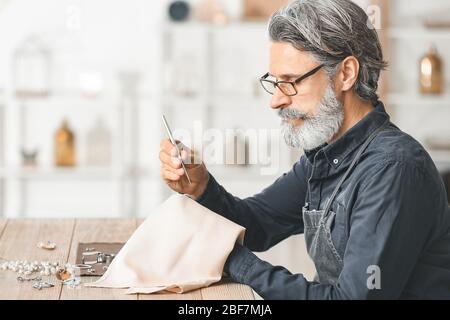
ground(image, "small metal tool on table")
xmin=76 ymin=242 xmax=124 ymax=276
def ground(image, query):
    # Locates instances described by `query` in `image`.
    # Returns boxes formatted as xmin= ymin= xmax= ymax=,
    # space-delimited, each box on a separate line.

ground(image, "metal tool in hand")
xmin=161 ymin=115 xmax=192 ymax=184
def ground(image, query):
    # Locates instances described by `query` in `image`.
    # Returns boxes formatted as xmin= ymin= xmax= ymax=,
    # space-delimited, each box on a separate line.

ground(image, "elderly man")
xmin=159 ymin=0 xmax=450 ymax=299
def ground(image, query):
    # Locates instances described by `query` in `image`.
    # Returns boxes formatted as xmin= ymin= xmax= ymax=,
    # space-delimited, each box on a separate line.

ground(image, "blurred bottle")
xmin=195 ymin=0 xmax=229 ymax=25
xmin=55 ymin=119 xmax=76 ymax=167
xmin=420 ymin=45 xmax=444 ymax=95
xmin=86 ymin=118 xmax=112 ymax=167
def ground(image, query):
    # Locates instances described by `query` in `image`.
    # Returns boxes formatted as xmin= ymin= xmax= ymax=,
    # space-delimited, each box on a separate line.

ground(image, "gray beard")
xmin=279 ymin=84 xmax=344 ymax=151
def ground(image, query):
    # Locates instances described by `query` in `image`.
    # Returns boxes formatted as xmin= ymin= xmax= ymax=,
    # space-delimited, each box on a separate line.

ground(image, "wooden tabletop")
xmin=0 ymin=218 xmax=254 ymax=300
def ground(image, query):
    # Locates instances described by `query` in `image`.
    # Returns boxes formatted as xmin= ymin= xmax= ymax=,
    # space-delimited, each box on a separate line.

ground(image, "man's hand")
xmin=159 ymin=139 xmax=210 ymax=200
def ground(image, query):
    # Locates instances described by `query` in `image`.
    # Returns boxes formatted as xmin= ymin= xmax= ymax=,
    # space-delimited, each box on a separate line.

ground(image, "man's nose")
xmin=270 ymin=88 xmax=291 ymax=110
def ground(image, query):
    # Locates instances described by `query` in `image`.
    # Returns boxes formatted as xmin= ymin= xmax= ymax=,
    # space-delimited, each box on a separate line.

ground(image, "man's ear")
xmin=337 ymin=56 xmax=360 ymax=92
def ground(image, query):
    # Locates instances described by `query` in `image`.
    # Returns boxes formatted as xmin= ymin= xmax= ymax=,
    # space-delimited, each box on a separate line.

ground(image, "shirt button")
xmin=333 ymin=159 xmax=339 ymax=165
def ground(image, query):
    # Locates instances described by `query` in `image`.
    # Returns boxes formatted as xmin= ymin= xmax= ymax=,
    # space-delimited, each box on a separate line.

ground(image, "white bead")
xmin=50 ymin=267 xmax=56 ymax=275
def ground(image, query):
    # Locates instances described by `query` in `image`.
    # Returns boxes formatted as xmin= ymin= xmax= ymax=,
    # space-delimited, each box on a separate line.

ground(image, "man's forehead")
xmin=269 ymin=42 xmax=317 ymax=77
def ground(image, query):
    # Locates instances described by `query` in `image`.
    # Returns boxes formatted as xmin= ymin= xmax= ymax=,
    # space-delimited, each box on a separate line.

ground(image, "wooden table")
xmin=0 ymin=219 xmax=254 ymax=300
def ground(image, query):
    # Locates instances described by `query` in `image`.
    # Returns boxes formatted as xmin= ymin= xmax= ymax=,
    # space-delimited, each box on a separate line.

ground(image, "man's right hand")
xmin=159 ymin=139 xmax=210 ymax=200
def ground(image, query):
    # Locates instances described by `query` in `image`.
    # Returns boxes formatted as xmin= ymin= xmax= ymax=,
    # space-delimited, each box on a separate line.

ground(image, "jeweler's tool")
xmin=162 ymin=115 xmax=192 ymax=184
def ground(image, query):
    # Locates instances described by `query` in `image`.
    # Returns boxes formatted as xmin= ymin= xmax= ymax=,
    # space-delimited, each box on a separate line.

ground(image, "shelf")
xmin=163 ymin=21 xmax=268 ymax=33
xmin=2 ymin=90 xmax=155 ymax=111
xmin=389 ymin=27 xmax=450 ymax=40
xmin=0 ymin=166 xmax=153 ymax=180
xmin=164 ymin=94 xmax=270 ymax=108
xmin=168 ymin=25 xmax=450 ymax=40
xmin=388 ymin=93 xmax=450 ymax=107
xmin=9 ymin=89 xmax=155 ymax=100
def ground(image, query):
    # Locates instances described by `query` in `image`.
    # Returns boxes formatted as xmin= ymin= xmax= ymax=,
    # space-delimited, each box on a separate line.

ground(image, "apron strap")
xmin=322 ymin=119 xmax=390 ymax=216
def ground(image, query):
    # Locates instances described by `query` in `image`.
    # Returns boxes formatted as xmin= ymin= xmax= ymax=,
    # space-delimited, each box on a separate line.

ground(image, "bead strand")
xmin=0 ymin=260 xmax=63 ymax=276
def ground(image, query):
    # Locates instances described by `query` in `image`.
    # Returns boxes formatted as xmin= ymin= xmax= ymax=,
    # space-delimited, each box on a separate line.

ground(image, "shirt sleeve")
xmin=197 ymin=159 xmax=309 ymax=252
xmin=224 ymin=160 xmax=440 ymax=299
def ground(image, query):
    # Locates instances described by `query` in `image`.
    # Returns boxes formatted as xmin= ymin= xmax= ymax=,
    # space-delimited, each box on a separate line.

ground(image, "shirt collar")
xmin=305 ymin=101 xmax=390 ymax=169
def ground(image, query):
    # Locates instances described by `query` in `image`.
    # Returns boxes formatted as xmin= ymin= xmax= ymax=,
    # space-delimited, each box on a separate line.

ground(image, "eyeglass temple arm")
xmin=294 ymin=64 xmax=325 ymax=84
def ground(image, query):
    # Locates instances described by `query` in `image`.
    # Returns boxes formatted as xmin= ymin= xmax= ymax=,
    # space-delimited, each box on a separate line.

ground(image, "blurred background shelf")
xmin=389 ymin=27 xmax=450 ymax=39
xmin=163 ymin=20 xmax=268 ymax=29
xmin=380 ymin=0 xmax=450 ymax=178
xmin=0 ymin=166 xmax=153 ymax=180
xmin=388 ymin=93 xmax=450 ymax=107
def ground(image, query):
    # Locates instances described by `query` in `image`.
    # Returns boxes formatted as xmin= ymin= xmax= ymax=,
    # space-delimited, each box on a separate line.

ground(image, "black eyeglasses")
xmin=259 ymin=64 xmax=324 ymax=96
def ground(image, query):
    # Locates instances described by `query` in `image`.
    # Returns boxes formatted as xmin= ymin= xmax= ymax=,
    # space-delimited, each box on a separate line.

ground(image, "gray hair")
xmin=269 ymin=0 xmax=388 ymax=104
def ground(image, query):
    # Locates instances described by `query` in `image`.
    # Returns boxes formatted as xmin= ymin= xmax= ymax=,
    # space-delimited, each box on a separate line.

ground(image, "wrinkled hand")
xmin=159 ymin=139 xmax=209 ymax=200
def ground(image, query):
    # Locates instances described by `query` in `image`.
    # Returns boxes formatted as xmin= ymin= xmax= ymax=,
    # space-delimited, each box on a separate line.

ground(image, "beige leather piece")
xmin=86 ymin=194 xmax=246 ymax=294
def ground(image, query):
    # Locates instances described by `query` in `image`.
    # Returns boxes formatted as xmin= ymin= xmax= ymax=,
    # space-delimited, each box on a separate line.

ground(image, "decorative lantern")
xmin=13 ymin=34 xmax=51 ymax=98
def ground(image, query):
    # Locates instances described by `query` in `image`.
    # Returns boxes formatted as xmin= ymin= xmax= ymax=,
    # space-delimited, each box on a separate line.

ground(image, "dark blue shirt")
xmin=197 ymin=101 xmax=450 ymax=299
